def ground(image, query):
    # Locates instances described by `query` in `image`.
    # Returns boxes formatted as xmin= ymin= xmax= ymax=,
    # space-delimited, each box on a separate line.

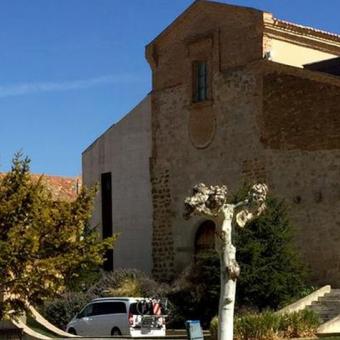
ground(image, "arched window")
xmin=195 ymin=220 xmax=216 ymax=255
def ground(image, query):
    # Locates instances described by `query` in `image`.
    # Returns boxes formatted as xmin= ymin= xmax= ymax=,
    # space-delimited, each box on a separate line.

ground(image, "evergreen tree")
xmin=170 ymin=185 xmax=309 ymax=326
xmin=233 ymin=187 xmax=309 ymax=310
xmin=0 ymin=154 xmax=116 ymax=319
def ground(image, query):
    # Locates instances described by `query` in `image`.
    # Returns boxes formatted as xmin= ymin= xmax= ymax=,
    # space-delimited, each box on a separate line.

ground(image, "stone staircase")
xmin=307 ymin=288 xmax=340 ymax=323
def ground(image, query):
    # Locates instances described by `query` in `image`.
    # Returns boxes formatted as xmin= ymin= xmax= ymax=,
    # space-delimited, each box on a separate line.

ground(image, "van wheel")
xmin=68 ymin=328 xmax=77 ymax=335
xmin=111 ymin=327 xmax=122 ymax=336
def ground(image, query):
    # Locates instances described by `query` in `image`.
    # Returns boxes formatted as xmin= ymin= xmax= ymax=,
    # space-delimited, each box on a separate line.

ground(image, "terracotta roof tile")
xmin=0 ymin=173 xmax=81 ymax=202
xmin=273 ymin=18 xmax=340 ymax=42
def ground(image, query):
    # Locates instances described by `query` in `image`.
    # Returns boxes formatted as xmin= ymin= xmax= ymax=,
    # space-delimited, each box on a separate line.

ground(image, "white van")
xmin=66 ymin=297 xmax=166 ymax=337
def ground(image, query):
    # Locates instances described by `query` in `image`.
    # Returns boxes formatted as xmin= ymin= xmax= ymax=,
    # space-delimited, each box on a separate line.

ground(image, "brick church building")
xmin=83 ymin=0 xmax=340 ymax=285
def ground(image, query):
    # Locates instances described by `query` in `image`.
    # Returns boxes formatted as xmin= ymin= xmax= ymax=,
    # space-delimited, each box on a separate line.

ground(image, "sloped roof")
xmin=147 ymin=0 xmax=262 ymax=46
xmin=32 ymin=174 xmax=81 ymax=201
xmin=148 ymin=0 xmax=340 ymax=49
xmin=273 ymin=18 xmax=340 ymax=43
xmin=0 ymin=173 xmax=81 ymax=201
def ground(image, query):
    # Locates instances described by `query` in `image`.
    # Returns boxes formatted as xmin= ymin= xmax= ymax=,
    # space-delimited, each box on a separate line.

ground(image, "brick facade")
xmin=147 ymin=1 xmax=340 ymax=285
xmin=83 ymin=0 xmax=340 ymax=285
xmin=261 ymin=65 xmax=340 ymax=284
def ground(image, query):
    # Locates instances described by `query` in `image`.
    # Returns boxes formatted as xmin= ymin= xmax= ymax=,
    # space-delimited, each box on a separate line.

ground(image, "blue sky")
xmin=0 ymin=0 xmax=339 ymax=176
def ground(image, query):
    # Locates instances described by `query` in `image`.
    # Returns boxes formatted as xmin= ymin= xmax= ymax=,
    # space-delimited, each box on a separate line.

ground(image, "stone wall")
xmin=81 ymin=0 xmax=340 ymax=285
xmin=261 ymin=67 xmax=340 ymax=286
xmin=147 ymin=1 xmax=340 ymax=283
xmin=150 ymin=67 xmax=267 ymax=279
xmin=148 ymin=0 xmax=340 ymax=285
xmin=148 ymin=1 xmax=265 ymax=279
xmin=148 ymin=1 xmax=263 ymax=92
xmin=151 ymin=168 xmax=174 ymax=281
xmin=262 ymin=71 xmax=340 ymax=151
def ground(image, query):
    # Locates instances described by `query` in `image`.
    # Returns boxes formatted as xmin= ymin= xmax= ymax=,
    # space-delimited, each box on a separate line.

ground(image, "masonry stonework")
xmin=151 ymin=168 xmax=174 ymax=281
xmin=148 ymin=2 xmax=266 ymax=280
xmin=262 ymin=71 xmax=340 ymax=151
xmin=83 ymin=0 xmax=340 ymax=286
xmin=261 ymin=65 xmax=340 ymax=285
xmin=147 ymin=1 xmax=340 ymax=284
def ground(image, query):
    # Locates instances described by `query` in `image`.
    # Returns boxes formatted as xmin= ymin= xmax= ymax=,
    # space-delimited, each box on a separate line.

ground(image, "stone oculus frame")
xmin=187 ymin=34 xmax=216 ymax=149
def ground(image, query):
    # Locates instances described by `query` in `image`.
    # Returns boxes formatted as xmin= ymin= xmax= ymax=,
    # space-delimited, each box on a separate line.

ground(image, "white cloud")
xmin=0 ymin=74 xmax=140 ymax=98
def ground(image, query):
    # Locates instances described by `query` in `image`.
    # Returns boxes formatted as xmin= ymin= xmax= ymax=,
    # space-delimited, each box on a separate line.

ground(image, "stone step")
xmin=304 ymin=289 xmax=340 ymax=323
xmin=308 ymin=303 xmax=340 ymax=310
xmin=307 ymin=308 xmax=340 ymax=321
xmin=318 ymin=297 xmax=340 ymax=302
xmin=308 ymin=308 xmax=340 ymax=317
xmin=317 ymin=313 xmax=340 ymax=321
xmin=322 ymin=291 xmax=340 ymax=298
xmin=307 ymin=309 xmax=340 ymax=321
xmin=322 ymin=295 xmax=340 ymax=300
xmin=317 ymin=311 xmax=340 ymax=317
xmin=309 ymin=312 xmax=339 ymax=321
xmin=312 ymin=300 xmax=340 ymax=307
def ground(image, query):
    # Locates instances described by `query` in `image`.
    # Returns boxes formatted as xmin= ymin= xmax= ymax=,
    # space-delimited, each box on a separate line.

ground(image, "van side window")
xmin=93 ymin=302 xmax=127 ymax=315
xmin=77 ymin=304 xmax=94 ymax=318
xmin=112 ymin=302 xmax=127 ymax=314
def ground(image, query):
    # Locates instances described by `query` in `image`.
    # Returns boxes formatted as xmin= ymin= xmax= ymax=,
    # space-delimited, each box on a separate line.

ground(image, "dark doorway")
xmin=195 ymin=220 xmax=216 ymax=255
xmin=101 ymin=172 xmax=113 ymax=271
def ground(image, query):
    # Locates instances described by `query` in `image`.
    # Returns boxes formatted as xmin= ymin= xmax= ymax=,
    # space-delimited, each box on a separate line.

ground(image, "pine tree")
xmin=171 ymin=185 xmax=309 ymax=325
xmin=0 ymin=154 xmax=116 ymax=319
xmin=234 ymin=191 xmax=308 ymax=310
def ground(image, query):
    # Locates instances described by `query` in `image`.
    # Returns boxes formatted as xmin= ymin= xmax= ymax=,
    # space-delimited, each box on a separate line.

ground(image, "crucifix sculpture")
xmin=184 ymin=183 xmax=268 ymax=340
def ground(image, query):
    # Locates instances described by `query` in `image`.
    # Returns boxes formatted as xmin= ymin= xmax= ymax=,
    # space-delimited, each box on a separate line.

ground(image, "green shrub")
xmin=87 ymin=268 xmax=170 ymax=298
xmin=279 ymin=309 xmax=320 ymax=338
xmin=167 ymin=251 xmax=220 ymax=328
xmin=41 ymin=292 xmax=89 ymax=330
xmin=234 ymin=311 xmax=280 ymax=340
xmin=209 ymin=309 xmax=320 ymax=340
xmin=209 ymin=316 xmax=218 ymax=340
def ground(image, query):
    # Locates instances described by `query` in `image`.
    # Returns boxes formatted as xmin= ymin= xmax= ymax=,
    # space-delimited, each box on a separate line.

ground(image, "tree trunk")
xmin=184 ymin=183 xmax=267 ymax=340
xmin=216 ymin=206 xmax=237 ymax=340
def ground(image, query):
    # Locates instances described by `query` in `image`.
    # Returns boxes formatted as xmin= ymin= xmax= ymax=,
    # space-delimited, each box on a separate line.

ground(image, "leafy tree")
xmin=0 ymin=154 xmax=116 ymax=319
